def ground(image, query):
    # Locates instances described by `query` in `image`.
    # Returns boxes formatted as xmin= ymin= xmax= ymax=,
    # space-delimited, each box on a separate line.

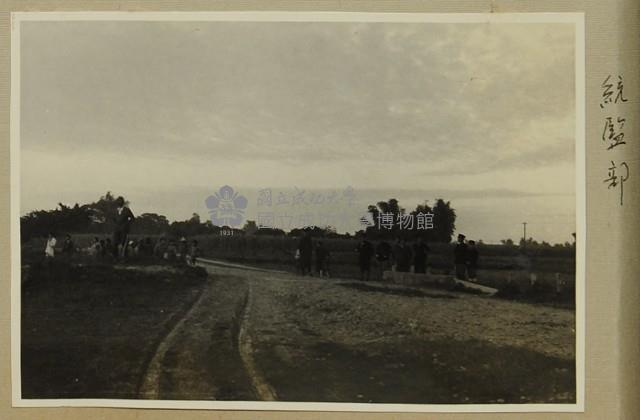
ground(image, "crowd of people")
xmin=42 ymin=196 xmax=201 ymax=267
xmin=295 ymin=231 xmax=480 ymax=282
xmin=44 ymin=233 xmax=202 ymax=266
xmin=42 ymin=195 xmax=481 ymax=281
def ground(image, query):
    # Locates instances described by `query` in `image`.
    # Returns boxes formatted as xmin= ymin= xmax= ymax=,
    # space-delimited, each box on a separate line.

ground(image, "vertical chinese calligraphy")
xmin=600 ymin=75 xmax=631 ymax=205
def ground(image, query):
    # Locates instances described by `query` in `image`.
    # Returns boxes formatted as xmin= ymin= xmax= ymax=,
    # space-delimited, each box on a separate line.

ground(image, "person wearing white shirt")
xmin=45 ymin=232 xmax=57 ymax=259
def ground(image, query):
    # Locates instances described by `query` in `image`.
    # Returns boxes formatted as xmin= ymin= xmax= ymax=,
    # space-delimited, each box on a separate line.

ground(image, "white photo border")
xmin=10 ymin=10 xmax=586 ymax=413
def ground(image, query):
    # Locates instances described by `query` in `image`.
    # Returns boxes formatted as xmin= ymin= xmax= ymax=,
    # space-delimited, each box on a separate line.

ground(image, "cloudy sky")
xmin=20 ymin=19 xmax=576 ymax=243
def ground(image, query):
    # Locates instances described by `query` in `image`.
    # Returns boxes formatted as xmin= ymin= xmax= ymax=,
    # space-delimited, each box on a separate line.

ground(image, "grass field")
xmin=21 ymin=257 xmax=207 ymax=398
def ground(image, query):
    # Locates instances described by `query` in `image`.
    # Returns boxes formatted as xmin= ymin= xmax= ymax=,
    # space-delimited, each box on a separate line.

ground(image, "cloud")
xmin=21 ymin=21 xmax=575 ymax=169
xmin=19 ymin=20 xmax=577 ymax=244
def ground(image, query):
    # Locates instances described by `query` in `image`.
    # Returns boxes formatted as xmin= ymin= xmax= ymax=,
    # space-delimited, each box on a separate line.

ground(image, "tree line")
xmin=21 ymin=192 xmax=459 ymax=242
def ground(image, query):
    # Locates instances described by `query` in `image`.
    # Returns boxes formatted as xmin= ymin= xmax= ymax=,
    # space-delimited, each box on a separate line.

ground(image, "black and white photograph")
xmin=11 ymin=12 xmax=585 ymax=412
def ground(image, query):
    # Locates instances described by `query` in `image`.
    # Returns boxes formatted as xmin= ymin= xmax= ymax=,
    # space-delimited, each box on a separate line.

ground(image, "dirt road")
xmin=142 ymin=261 xmax=576 ymax=404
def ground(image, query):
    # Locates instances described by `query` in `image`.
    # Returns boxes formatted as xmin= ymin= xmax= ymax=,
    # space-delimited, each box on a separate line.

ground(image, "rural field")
xmin=21 ymin=239 xmax=576 ymax=404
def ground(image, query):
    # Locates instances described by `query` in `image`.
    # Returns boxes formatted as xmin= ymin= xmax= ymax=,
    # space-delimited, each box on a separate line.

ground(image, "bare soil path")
xmin=146 ymin=261 xmax=575 ymax=404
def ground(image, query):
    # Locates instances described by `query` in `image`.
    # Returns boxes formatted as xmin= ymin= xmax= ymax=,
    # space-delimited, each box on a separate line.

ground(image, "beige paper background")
xmin=1 ymin=1 xmax=637 ymax=419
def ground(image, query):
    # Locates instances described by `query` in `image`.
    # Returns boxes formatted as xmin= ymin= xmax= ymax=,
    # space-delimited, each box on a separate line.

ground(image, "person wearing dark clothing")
xmin=356 ymin=239 xmax=374 ymax=281
xmin=188 ymin=240 xmax=201 ymax=266
xmin=454 ymin=233 xmax=468 ymax=280
xmin=178 ymin=237 xmax=189 ymax=263
xmin=104 ymin=238 xmax=114 ymax=258
xmin=467 ymin=240 xmax=479 ymax=281
xmin=298 ymin=232 xmax=313 ymax=276
xmin=375 ymin=240 xmax=393 ymax=279
xmin=61 ymin=234 xmax=74 ymax=257
xmin=113 ymin=196 xmax=135 ymax=258
xmin=137 ymin=237 xmax=152 ymax=256
xmin=393 ymin=239 xmax=413 ymax=273
xmin=154 ymin=237 xmax=168 ymax=259
xmin=315 ymin=241 xmax=330 ymax=277
xmin=413 ymin=237 xmax=430 ymax=274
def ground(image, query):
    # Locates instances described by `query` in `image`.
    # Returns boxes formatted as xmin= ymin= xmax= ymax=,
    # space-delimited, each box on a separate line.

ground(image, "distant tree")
xmin=20 ymin=203 xmax=94 ymax=240
xmin=363 ymin=198 xmax=455 ymax=242
xmin=520 ymin=237 xmax=539 ymax=247
xmin=131 ymin=213 xmax=170 ymax=234
xmin=289 ymin=226 xmax=331 ymax=237
xmin=431 ymin=199 xmax=456 ymax=243
xmin=242 ymin=220 xmax=258 ymax=235
xmin=367 ymin=205 xmax=380 ymax=229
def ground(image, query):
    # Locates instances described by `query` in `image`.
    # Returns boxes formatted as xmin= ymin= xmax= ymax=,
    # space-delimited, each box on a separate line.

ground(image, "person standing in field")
xmin=393 ymin=238 xmax=412 ymax=273
xmin=44 ymin=232 xmax=57 ymax=261
xmin=356 ymin=237 xmax=374 ymax=281
xmin=154 ymin=237 xmax=168 ymax=259
xmin=188 ymin=239 xmax=201 ymax=266
xmin=298 ymin=231 xmax=313 ymax=276
xmin=315 ymin=241 xmax=329 ymax=277
xmin=61 ymin=234 xmax=74 ymax=259
xmin=454 ymin=233 xmax=468 ymax=280
xmin=412 ymin=237 xmax=430 ymax=274
xmin=375 ymin=240 xmax=392 ymax=280
xmin=103 ymin=238 xmax=113 ymax=258
xmin=178 ymin=237 xmax=188 ymax=263
xmin=467 ymin=240 xmax=479 ymax=282
xmin=113 ymin=196 xmax=135 ymax=259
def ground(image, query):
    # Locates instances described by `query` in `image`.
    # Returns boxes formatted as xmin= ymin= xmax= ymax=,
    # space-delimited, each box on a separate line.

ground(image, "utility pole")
xmin=522 ymin=222 xmax=527 ymax=244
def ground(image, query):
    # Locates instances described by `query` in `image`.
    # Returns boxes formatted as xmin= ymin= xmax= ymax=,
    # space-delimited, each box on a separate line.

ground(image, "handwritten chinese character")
xmin=603 ymin=160 xmax=629 ymax=205
xmin=600 ymin=75 xmax=628 ymax=108
xmin=602 ymin=116 xmax=626 ymax=150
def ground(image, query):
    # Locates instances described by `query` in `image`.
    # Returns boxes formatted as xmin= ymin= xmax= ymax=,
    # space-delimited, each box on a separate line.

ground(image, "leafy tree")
xmin=131 ymin=213 xmax=170 ymax=234
xmin=242 ymin=220 xmax=258 ymax=235
xmin=431 ymin=199 xmax=456 ymax=243
xmin=364 ymin=198 xmax=455 ymax=242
